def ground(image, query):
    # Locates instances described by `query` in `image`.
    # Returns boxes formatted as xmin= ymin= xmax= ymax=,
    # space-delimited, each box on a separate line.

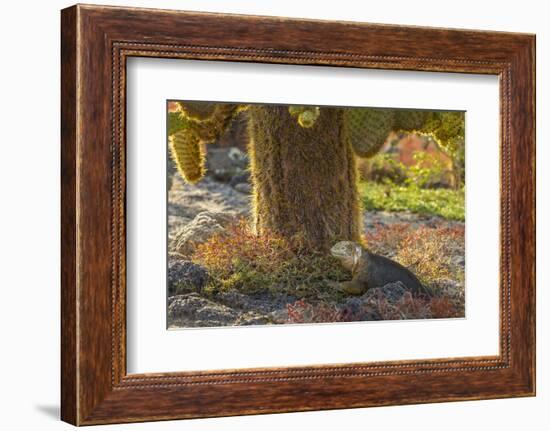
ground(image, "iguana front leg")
xmin=338 ymin=279 xmax=366 ymax=295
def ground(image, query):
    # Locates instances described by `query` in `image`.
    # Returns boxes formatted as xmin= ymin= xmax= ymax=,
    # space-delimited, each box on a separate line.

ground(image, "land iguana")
xmin=330 ymin=241 xmax=432 ymax=297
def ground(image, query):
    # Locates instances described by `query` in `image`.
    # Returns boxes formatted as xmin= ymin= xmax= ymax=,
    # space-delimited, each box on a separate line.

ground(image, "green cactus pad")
xmin=288 ymin=105 xmax=305 ymax=117
xmin=167 ymin=104 xmax=243 ymax=184
xmin=288 ymin=106 xmax=321 ymax=128
xmin=176 ymin=102 xmax=217 ymax=122
xmin=169 ymin=130 xmax=206 ymax=184
xmin=346 ymin=108 xmax=394 ymax=158
xmin=297 ymin=107 xmax=320 ymax=128
xmin=168 ymin=111 xmax=188 ymax=136
xmin=425 ymin=111 xmax=465 ymax=145
xmin=394 ymin=109 xmax=430 ymax=132
xmin=188 ymin=104 xmax=241 ymax=143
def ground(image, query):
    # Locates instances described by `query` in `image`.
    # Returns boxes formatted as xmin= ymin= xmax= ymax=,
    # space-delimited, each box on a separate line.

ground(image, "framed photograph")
xmin=61 ymin=4 xmax=535 ymax=425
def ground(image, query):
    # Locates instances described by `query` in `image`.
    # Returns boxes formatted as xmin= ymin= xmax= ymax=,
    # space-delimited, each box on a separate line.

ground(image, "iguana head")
xmin=330 ymin=241 xmax=362 ymax=272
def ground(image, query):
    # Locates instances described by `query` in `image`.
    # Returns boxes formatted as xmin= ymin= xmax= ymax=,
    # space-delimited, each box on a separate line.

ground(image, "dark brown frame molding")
xmin=61 ymin=4 xmax=536 ymax=425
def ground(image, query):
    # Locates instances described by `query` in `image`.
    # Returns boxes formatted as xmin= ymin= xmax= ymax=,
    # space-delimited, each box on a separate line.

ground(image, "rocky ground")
xmin=167 ymin=147 xmax=465 ymax=329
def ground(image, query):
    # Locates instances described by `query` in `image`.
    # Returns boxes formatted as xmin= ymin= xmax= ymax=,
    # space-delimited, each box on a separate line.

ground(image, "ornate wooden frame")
xmin=61 ymin=4 xmax=536 ymax=425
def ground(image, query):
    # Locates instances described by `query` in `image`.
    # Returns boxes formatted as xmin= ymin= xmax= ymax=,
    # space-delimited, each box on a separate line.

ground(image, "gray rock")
xmin=168 ymin=293 xmax=239 ymax=327
xmin=341 ymin=282 xmax=408 ymax=311
xmin=378 ymin=281 xmax=408 ymax=303
xmin=235 ymin=313 xmax=272 ymax=326
xmin=234 ymin=182 xmax=252 ymax=194
xmin=366 ymin=281 xmax=409 ymax=302
xmin=215 ymin=290 xmax=297 ymax=314
xmin=206 ymin=147 xmax=237 ymax=171
xmin=227 ymin=147 xmax=249 ymax=167
xmin=207 ymin=147 xmax=249 ymax=182
xmin=211 ymin=169 xmax=235 ymax=183
xmin=168 ymin=176 xmax=251 ymax=243
xmin=168 ymin=260 xmax=209 ymax=295
xmin=167 ymin=293 xmax=279 ymax=328
xmin=270 ymin=309 xmax=290 ymax=324
xmin=430 ymin=278 xmax=463 ymax=300
xmin=338 ymin=302 xmax=382 ymax=322
xmin=229 ymin=171 xmax=250 ymax=187
xmin=333 ymin=282 xmax=408 ymax=322
xmin=451 ymin=255 xmax=466 ymax=267
xmin=170 ymin=211 xmax=236 ymax=257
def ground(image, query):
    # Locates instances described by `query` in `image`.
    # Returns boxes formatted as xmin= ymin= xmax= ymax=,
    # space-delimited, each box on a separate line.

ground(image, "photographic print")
xmin=167 ymin=101 xmax=465 ymax=328
xmin=60 ymin=6 xmax=535 ymax=423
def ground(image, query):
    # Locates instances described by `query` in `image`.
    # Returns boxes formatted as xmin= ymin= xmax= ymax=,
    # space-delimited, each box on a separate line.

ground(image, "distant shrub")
xmin=405 ymin=151 xmax=452 ymax=189
xmin=363 ymin=153 xmax=408 ymax=184
xmin=358 ymin=146 xmax=455 ymax=187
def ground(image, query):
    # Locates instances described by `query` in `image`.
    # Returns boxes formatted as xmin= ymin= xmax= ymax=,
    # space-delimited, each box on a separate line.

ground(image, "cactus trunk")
xmin=248 ymin=105 xmax=361 ymax=251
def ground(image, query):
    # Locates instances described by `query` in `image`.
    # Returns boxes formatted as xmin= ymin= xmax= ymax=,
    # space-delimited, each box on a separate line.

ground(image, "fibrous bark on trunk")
xmin=247 ymin=105 xmax=361 ymax=251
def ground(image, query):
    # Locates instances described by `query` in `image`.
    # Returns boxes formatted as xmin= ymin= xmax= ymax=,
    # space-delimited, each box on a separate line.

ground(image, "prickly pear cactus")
xmin=345 ymin=108 xmax=463 ymax=160
xmin=176 ymin=102 xmax=217 ymax=122
xmin=346 ymin=108 xmax=394 ymax=158
xmin=168 ymin=102 xmax=242 ymax=183
xmin=422 ymin=111 xmax=465 ymax=148
xmin=168 ymin=102 xmax=464 ymax=187
xmin=288 ymin=106 xmax=321 ymax=128
xmin=169 ymin=130 xmax=205 ymax=184
xmin=168 ymin=111 xmax=187 ymax=136
xmin=394 ymin=109 xmax=430 ymax=132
